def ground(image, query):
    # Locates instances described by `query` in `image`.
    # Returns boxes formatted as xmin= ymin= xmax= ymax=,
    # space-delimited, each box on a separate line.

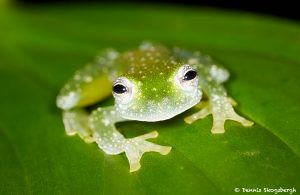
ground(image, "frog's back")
xmin=115 ymin=42 xmax=229 ymax=86
xmin=116 ymin=42 xmax=181 ymax=79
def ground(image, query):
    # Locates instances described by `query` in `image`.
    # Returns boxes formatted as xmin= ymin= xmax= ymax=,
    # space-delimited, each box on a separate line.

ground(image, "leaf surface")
xmin=0 ymin=4 xmax=300 ymax=195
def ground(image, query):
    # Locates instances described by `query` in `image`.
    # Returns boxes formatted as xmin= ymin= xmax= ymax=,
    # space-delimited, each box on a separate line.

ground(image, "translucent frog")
xmin=56 ymin=42 xmax=253 ymax=172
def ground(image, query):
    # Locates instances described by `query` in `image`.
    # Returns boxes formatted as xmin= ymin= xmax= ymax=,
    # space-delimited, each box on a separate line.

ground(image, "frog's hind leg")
xmin=209 ymin=65 xmax=230 ymax=84
xmin=62 ymin=109 xmax=95 ymax=143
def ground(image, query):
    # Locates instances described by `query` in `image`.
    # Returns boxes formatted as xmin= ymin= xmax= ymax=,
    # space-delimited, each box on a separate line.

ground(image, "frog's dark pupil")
xmin=183 ymin=70 xmax=197 ymax=80
xmin=113 ymin=84 xmax=127 ymax=94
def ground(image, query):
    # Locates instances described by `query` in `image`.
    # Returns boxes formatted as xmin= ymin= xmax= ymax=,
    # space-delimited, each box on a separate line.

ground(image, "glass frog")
xmin=56 ymin=42 xmax=253 ymax=172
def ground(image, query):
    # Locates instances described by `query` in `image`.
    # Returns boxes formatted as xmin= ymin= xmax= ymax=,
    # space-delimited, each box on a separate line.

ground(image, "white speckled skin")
xmin=56 ymin=42 xmax=253 ymax=172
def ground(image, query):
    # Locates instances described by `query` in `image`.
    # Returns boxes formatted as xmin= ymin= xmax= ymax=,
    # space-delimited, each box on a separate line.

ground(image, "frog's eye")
xmin=113 ymin=84 xmax=127 ymax=94
xmin=176 ymin=64 xmax=198 ymax=91
xmin=112 ymin=77 xmax=134 ymax=104
xmin=183 ymin=70 xmax=197 ymax=81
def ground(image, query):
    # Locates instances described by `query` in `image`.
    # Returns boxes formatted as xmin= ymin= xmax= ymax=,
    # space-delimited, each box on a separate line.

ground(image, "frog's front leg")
xmin=90 ymin=106 xmax=172 ymax=172
xmin=185 ymin=95 xmax=253 ymax=134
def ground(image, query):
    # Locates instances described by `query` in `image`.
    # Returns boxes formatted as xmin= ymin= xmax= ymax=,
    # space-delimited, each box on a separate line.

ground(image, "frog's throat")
xmin=116 ymin=90 xmax=202 ymax=122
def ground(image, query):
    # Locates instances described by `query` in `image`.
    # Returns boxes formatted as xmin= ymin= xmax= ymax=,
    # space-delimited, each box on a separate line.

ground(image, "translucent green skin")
xmin=113 ymin=44 xmax=201 ymax=121
xmin=56 ymin=42 xmax=253 ymax=172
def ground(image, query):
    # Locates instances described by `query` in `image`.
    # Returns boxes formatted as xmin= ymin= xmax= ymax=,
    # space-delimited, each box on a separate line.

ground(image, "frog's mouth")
xmin=116 ymin=90 xmax=202 ymax=122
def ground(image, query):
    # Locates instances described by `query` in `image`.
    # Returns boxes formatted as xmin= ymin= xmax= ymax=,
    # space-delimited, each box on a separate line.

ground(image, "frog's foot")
xmin=125 ymin=131 xmax=172 ymax=172
xmin=184 ymin=97 xmax=253 ymax=134
xmin=63 ymin=109 xmax=95 ymax=143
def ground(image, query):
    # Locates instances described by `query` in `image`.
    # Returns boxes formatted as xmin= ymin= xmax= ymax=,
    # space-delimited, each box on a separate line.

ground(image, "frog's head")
xmin=112 ymin=63 xmax=202 ymax=122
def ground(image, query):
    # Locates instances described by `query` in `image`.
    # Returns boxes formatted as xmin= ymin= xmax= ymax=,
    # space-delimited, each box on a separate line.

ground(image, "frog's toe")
xmin=124 ymin=144 xmax=142 ymax=172
xmin=64 ymin=126 xmax=77 ymax=136
xmin=125 ymin=132 xmax=171 ymax=172
xmin=184 ymin=106 xmax=211 ymax=124
xmin=211 ymin=119 xmax=225 ymax=134
xmin=136 ymin=131 xmax=159 ymax=139
xmin=242 ymin=119 xmax=254 ymax=127
xmin=81 ymin=135 xmax=96 ymax=143
xmin=229 ymin=113 xmax=254 ymax=127
xmin=140 ymin=142 xmax=172 ymax=155
xmin=225 ymin=105 xmax=254 ymax=127
xmin=129 ymin=161 xmax=141 ymax=173
xmin=228 ymin=97 xmax=238 ymax=106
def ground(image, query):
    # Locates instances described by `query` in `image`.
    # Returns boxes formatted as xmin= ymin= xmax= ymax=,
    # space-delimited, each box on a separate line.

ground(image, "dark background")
xmin=17 ymin=0 xmax=300 ymax=21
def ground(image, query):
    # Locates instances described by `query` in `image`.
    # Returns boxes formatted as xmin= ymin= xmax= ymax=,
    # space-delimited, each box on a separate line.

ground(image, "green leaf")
xmin=1 ymin=4 xmax=300 ymax=195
